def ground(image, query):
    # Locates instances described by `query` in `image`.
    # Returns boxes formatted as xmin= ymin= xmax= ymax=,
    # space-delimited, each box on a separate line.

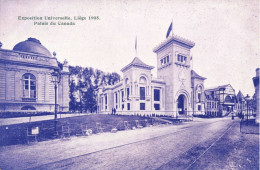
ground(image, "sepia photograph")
xmin=0 ymin=0 xmax=259 ymax=169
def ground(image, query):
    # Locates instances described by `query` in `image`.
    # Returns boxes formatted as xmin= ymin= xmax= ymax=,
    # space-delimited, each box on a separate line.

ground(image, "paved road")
xmin=1 ymin=117 xmax=258 ymax=170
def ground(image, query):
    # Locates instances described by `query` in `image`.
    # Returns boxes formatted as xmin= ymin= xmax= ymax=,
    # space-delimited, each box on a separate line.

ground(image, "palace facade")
xmin=97 ymin=34 xmax=206 ymax=117
xmin=0 ymin=38 xmax=69 ymax=112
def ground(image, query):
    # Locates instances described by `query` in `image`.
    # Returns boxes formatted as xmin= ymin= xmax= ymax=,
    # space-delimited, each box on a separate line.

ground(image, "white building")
xmin=97 ymin=34 xmax=206 ymax=117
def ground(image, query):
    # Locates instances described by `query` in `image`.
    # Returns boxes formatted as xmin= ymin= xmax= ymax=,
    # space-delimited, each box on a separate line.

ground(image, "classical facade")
xmin=97 ymin=57 xmax=166 ymax=115
xmin=0 ymin=38 xmax=69 ymax=112
xmin=97 ymin=34 xmax=206 ymax=117
xmin=191 ymin=70 xmax=206 ymax=115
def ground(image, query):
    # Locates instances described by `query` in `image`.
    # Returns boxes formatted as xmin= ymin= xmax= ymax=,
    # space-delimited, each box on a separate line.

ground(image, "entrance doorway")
xmin=177 ymin=94 xmax=187 ymax=115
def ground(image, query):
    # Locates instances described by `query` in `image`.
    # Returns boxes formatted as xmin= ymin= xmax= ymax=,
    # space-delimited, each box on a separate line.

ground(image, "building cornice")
xmin=153 ymin=34 xmax=195 ymax=53
xmin=0 ymin=49 xmax=58 ymax=69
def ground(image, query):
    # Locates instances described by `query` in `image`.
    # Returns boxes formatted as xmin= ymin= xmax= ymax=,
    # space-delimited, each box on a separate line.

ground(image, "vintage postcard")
xmin=0 ymin=0 xmax=259 ymax=169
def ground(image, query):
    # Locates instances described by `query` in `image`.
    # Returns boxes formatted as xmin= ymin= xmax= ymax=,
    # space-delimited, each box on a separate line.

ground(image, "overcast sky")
xmin=0 ymin=0 xmax=259 ymax=96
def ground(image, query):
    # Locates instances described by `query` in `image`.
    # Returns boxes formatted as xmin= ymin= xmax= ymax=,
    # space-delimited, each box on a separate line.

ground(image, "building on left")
xmin=0 ymin=38 xmax=69 ymax=112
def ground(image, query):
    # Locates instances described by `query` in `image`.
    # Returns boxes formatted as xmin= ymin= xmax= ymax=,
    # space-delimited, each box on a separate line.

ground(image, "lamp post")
xmin=245 ymin=94 xmax=250 ymax=122
xmin=51 ymin=70 xmax=60 ymax=132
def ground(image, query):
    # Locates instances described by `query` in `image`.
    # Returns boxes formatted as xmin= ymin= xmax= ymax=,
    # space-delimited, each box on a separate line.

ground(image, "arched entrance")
xmin=177 ymin=94 xmax=187 ymax=115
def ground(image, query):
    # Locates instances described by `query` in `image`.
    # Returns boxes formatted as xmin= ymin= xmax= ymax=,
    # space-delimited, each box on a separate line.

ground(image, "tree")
xmin=69 ymin=80 xmax=77 ymax=112
xmin=68 ymin=65 xmax=121 ymax=112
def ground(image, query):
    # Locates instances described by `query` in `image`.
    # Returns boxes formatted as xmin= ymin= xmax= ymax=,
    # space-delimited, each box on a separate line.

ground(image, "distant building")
xmin=204 ymin=84 xmax=236 ymax=116
xmin=0 ymin=38 xmax=69 ymax=112
xmin=253 ymin=68 xmax=259 ymax=122
xmin=235 ymin=91 xmax=247 ymax=116
xmin=97 ymin=34 xmax=205 ymax=117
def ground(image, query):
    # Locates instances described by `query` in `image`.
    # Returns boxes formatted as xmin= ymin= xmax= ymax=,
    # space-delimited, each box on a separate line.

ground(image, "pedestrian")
xmin=114 ymin=108 xmax=117 ymax=115
xmin=112 ymin=108 xmax=114 ymax=115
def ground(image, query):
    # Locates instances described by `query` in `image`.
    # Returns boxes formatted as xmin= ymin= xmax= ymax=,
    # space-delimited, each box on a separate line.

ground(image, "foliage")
xmin=68 ymin=65 xmax=121 ymax=113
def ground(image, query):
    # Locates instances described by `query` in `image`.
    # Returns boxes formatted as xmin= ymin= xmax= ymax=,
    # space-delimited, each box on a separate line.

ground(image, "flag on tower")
xmin=135 ymin=36 xmax=137 ymax=51
xmin=166 ymin=22 xmax=172 ymax=38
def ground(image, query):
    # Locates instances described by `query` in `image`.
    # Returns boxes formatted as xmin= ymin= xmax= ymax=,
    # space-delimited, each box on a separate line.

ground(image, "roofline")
xmin=205 ymin=84 xmax=233 ymax=91
xmin=153 ymin=34 xmax=195 ymax=53
xmin=121 ymin=64 xmax=154 ymax=72
xmin=0 ymin=48 xmax=55 ymax=59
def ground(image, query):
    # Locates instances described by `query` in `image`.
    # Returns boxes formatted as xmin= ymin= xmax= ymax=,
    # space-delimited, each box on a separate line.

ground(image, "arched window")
xmin=125 ymin=78 xmax=129 ymax=85
xmin=139 ymin=76 xmax=147 ymax=101
xmin=23 ymin=73 xmax=36 ymax=99
xmin=196 ymin=86 xmax=202 ymax=102
xmin=225 ymin=95 xmax=232 ymax=103
xmin=139 ymin=76 xmax=147 ymax=84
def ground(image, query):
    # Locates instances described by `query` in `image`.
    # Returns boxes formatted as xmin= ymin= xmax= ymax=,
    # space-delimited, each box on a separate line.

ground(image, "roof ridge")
xmin=121 ymin=57 xmax=154 ymax=72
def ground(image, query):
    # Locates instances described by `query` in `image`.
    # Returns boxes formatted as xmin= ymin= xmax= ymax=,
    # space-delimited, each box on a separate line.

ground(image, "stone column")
xmin=253 ymin=68 xmax=259 ymax=123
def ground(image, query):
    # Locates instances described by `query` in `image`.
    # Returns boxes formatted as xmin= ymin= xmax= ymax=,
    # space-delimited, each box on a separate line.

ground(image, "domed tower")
xmin=13 ymin=38 xmax=53 ymax=57
xmin=0 ymin=38 xmax=69 ymax=112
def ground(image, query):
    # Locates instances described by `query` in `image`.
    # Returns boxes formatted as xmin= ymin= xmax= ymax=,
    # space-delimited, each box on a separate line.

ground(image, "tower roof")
xmin=153 ymin=34 xmax=195 ymax=53
xmin=121 ymin=57 xmax=154 ymax=72
xmin=191 ymin=70 xmax=206 ymax=80
xmin=236 ymin=90 xmax=245 ymax=102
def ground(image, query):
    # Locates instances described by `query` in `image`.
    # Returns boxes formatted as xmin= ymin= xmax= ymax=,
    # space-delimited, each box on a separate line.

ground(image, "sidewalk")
xmin=0 ymin=113 xmax=89 ymax=126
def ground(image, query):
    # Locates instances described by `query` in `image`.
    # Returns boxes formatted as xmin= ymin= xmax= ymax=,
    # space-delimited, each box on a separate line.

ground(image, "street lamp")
xmin=51 ymin=70 xmax=60 ymax=132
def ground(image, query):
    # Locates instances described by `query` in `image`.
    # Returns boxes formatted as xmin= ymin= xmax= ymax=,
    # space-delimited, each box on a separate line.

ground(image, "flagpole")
xmin=171 ymin=19 xmax=173 ymax=36
xmin=191 ymin=55 xmax=193 ymax=70
xmin=135 ymin=36 xmax=137 ymax=57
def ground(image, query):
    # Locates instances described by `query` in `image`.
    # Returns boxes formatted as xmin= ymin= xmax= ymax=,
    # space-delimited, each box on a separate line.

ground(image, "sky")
xmin=0 ymin=0 xmax=259 ymax=96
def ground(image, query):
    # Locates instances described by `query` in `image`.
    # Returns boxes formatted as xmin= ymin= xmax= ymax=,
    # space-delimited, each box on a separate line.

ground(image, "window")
xmin=139 ymin=77 xmax=147 ymax=84
xmin=122 ymin=91 xmax=124 ymax=102
xmin=105 ymin=95 xmax=107 ymax=104
xmin=198 ymin=93 xmax=201 ymax=102
xmin=154 ymin=104 xmax=160 ymax=110
xmin=161 ymin=55 xmax=170 ymax=66
xmin=140 ymin=87 xmax=145 ymax=100
xmin=140 ymin=103 xmax=145 ymax=110
xmin=122 ymin=104 xmax=124 ymax=110
xmin=154 ymin=89 xmax=160 ymax=101
xmin=23 ymin=73 xmax=36 ymax=98
xmin=115 ymin=93 xmax=118 ymax=103
xmin=198 ymin=105 xmax=201 ymax=111
xmin=127 ymin=103 xmax=130 ymax=110
xmin=225 ymin=96 xmax=232 ymax=103
xmin=127 ymin=88 xmax=130 ymax=100
xmin=177 ymin=54 xmax=186 ymax=64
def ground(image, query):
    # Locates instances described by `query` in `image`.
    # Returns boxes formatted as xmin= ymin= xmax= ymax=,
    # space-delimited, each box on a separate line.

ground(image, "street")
xmin=0 ymin=117 xmax=259 ymax=170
